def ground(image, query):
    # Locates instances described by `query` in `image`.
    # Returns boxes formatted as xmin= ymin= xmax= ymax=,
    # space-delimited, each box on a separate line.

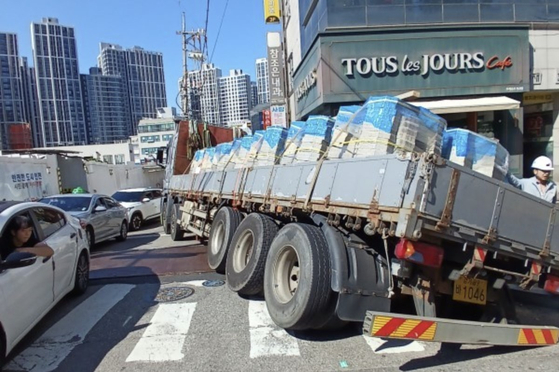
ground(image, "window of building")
xmin=103 ymin=154 xmax=114 ymax=164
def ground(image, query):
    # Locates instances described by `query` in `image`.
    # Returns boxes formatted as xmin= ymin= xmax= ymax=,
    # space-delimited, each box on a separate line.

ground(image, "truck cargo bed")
xmin=169 ymin=153 xmax=559 ymax=269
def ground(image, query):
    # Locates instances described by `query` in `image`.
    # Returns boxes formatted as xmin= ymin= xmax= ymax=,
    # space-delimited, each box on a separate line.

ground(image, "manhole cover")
xmin=202 ymin=280 xmax=225 ymax=287
xmin=155 ymin=286 xmax=194 ymax=302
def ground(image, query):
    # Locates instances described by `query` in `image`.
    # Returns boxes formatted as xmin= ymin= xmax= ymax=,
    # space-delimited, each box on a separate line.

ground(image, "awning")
xmin=411 ymin=96 xmax=520 ymax=115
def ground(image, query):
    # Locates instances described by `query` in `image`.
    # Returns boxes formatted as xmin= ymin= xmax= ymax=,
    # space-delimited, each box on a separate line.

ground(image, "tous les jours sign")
xmin=341 ymin=52 xmax=513 ymax=77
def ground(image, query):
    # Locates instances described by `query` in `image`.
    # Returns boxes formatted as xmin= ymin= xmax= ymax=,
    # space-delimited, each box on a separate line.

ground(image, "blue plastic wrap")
xmin=304 ymin=115 xmax=334 ymax=142
xmin=334 ymin=106 xmax=361 ymax=129
xmin=263 ymin=126 xmax=288 ymax=148
xmin=194 ymin=149 xmax=205 ymax=162
xmin=288 ymin=121 xmax=306 ymax=139
xmin=241 ymin=136 xmax=253 ymax=150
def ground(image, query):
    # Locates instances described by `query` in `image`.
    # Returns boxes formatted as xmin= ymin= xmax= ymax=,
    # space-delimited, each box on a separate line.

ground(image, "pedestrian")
xmin=506 ymin=156 xmax=557 ymax=203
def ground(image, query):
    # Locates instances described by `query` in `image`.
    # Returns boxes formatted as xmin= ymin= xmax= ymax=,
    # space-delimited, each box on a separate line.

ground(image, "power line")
xmin=210 ymin=0 xmax=229 ymax=63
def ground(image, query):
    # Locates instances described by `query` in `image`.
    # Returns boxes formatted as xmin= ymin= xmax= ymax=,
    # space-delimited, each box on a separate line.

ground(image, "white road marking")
xmin=123 ymin=316 xmax=132 ymax=327
xmin=6 ymin=284 xmax=135 ymax=372
xmin=363 ymin=335 xmax=425 ymax=354
xmin=126 ymin=302 xmax=197 ymax=362
xmin=248 ymin=300 xmax=300 ymax=358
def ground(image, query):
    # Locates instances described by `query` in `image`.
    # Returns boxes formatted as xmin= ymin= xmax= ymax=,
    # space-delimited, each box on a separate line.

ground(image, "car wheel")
xmin=226 ymin=213 xmax=279 ymax=296
xmin=116 ymin=221 xmax=128 ymax=241
xmin=263 ymin=223 xmax=334 ymax=331
xmin=72 ymin=252 xmax=89 ymax=295
xmin=130 ymin=213 xmax=143 ymax=231
xmin=208 ymin=207 xmax=242 ymax=274
xmin=86 ymin=226 xmax=95 ymax=248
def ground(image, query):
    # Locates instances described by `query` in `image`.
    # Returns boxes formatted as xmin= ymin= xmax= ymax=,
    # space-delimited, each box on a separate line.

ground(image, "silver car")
xmin=39 ymin=194 xmax=129 ymax=247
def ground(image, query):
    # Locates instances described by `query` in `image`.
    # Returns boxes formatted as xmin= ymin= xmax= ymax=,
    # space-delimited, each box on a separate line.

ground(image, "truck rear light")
xmin=544 ymin=275 xmax=559 ymax=294
xmin=395 ymin=239 xmax=444 ymax=268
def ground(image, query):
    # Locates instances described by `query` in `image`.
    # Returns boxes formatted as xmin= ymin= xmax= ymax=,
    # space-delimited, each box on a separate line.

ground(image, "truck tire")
xmin=208 ymin=207 xmax=242 ymax=273
xmin=226 ymin=213 xmax=279 ymax=296
xmin=263 ymin=223 xmax=334 ymax=330
xmin=161 ymin=200 xmax=171 ymax=234
xmin=170 ymin=204 xmax=185 ymax=241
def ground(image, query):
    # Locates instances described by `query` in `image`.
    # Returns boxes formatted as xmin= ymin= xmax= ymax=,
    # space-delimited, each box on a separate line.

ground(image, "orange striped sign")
xmin=531 ymin=262 xmax=542 ymax=276
xmin=371 ymin=316 xmax=437 ymax=341
xmin=474 ymin=247 xmax=487 ymax=262
xmin=518 ymin=328 xmax=559 ymax=345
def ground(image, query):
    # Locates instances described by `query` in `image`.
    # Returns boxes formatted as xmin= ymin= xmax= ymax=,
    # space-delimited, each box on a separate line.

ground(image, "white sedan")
xmin=0 ymin=201 xmax=90 ymax=365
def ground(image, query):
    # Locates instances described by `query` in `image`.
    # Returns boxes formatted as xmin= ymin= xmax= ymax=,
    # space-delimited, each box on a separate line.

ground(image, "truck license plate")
xmin=453 ymin=276 xmax=487 ymax=305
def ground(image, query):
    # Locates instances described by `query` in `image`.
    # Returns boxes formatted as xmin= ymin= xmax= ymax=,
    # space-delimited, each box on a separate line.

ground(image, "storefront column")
xmin=553 ymin=93 xmax=559 ymax=183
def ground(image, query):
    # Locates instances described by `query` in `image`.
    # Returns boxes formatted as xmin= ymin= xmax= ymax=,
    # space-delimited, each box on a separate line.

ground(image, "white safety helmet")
xmin=531 ymin=156 xmax=554 ymax=171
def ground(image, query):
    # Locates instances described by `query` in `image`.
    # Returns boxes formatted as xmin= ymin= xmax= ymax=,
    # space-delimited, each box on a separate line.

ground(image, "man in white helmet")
xmin=506 ymin=156 xmax=557 ymax=203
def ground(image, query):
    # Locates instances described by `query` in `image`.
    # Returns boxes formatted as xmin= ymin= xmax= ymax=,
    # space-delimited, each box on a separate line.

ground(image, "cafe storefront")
xmin=292 ymin=25 xmax=535 ymax=175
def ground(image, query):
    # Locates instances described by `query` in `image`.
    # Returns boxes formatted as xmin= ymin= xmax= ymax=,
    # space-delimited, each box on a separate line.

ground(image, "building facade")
xmin=219 ymin=69 xmax=252 ymax=126
xmin=98 ymin=43 xmax=167 ymax=135
xmin=0 ymin=33 xmax=29 ymax=150
xmin=31 ymin=18 xmax=87 ymax=147
xmin=187 ymin=63 xmax=222 ymax=125
xmin=256 ymin=58 xmax=270 ymax=104
xmin=137 ymin=117 xmax=175 ymax=163
xmin=19 ymin=58 xmax=41 ymax=148
xmin=81 ymin=67 xmax=131 ymax=144
xmin=286 ymin=1 xmax=559 ymax=178
xmin=251 ymin=81 xmax=258 ymax=110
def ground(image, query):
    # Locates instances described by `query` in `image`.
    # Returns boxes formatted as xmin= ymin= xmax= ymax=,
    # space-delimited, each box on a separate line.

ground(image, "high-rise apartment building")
xmin=81 ymin=67 xmax=130 ymax=144
xmin=255 ymin=58 xmax=270 ymax=105
xmin=187 ymin=63 xmax=222 ymax=125
xmin=0 ymin=33 xmax=29 ymax=149
xmin=98 ymin=43 xmax=167 ymax=135
xmin=251 ymin=81 xmax=258 ymax=110
xmin=31 ymin=18 xmax=87 ymax=146
xmin=19 ymin=57 xmax=41 ymax=147
xmin=219 ymin=69 xmax=252 ymax=126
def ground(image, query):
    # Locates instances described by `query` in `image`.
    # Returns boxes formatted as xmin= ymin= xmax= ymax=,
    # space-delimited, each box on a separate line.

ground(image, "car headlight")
xmin=127 ymin=207 xmax=134 ymax=211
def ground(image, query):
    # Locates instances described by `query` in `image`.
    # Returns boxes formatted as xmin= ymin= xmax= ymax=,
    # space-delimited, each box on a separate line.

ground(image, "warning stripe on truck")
xmin=518 ymin=328 xmax=559 ymax=345
xmin=365 ymin=311 xmax=559 ymax=346
xmin=371 ymin=316 xmax=436 ymax=340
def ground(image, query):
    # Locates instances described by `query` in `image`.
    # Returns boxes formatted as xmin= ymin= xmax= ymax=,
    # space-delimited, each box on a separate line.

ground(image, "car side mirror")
xmin=142 ymin=198 xmax=150 ymax=203
xmin=94 ymin=206 xmax=107 ymax=213
xmin=1 ymin=251 xmax=37 ymax=270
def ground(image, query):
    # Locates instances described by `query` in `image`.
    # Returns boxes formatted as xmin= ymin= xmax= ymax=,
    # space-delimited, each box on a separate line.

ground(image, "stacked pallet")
xmin=349 ymin=96 xmax=446 ymax=158
xmin=293 ymin=115 xmax=334 ymax=163
xmin=255 ymin=126 xmax=288 ymax=167
xmin=327 ymin=105 xmax=361 ymax=160
xmin=191 ymin=149 xmax=205 ymax=174
xmin=280 ymin=121 xmax=306 ymax=165
xmin=442 ymin=128 xmax=509 ymax=181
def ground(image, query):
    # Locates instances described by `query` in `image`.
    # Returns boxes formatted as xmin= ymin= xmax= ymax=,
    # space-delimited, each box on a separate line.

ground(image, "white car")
xmin=0 ymin=201 xmax=90 ymax=365
xmin=112 ymin=188 xmax=162 ymax=231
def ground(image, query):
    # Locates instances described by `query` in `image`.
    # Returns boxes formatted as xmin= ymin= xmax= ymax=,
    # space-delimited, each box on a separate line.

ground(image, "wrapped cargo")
xmin=348 ymin=96 xmax=446 ymax=158
xmin=224 ymin=139 xmax=242 ymax=169
xmin=200 ymin=147 xmax=216 ymax=171
xmin=255 ymin=126 xmax=288 ymax=167
xmin=327 ymin=105 xmax=362 ymax=160
xmin=233 ymin=136 xmax=253 ymax=169
xmin=442 ymin=128 xmax=509 ymax=181
xmin=294 ymin=115 xmax=334 ymax=163
xmin=246 ymin=130 xmax=266 ymax=166
xmin=280 ymin=121 xmax=306 ymax=165
xmin=191 ymin=149 xmax=205 ymax=174
xmin=214 ymin=142 xmax=234 ymax=171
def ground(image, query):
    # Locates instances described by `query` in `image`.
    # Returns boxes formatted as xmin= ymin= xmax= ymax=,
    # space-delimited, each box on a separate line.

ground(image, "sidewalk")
xmin=89 ymin=225 xmax=212 ymax=280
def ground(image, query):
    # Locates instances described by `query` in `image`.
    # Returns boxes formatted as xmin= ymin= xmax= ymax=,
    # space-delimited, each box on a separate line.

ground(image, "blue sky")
xmin=0 ymin=0 xmax=281 ymax=109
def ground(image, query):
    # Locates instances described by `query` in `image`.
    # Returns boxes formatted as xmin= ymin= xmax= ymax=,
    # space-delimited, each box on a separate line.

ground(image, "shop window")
xmin=443 ymin=4 xmax=479 ymax=22
xmin=405 ymin=5 xmax=443 ymax=23
xmin=367 ymin=5 xmax=405 ymax=25
xmin=480 ymin=4 xmax=513 ymax=22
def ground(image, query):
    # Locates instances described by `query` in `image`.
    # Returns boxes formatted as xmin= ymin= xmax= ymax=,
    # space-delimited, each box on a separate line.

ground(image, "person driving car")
xmin=1 ymin=215 xmax=54 ymax=260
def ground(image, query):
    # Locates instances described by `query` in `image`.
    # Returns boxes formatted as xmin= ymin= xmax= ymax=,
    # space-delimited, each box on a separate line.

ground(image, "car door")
xmin=103 ymin=197 xmax=122 ymax=235
xmin=0 ymin=211 xmax=54 ymax=350
xmin=90 ymin=197 xmax=110 ymax=240
xmin=143 ymin=192 xmax=156 ymax=219
xmin=31 ymin=207 xmax=78 ymax=301
xmin=151 ymin=190 xmax=162 ymax=218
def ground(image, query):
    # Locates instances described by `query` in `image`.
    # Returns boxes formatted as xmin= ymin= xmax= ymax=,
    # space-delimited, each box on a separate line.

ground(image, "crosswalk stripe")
xmin=6 ymin=284 xmax=135 ymax=372
xmin=248 ymin=300 xmax=300 ymax=358
xmin=126 ymin=302 xmax=197 ymax=362
xmin=363 ymin=335 xmax=425 ymax=354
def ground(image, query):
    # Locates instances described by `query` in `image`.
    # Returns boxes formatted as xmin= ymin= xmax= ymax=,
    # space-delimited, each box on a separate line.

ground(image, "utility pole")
xmin=176 ymin=12 xmax=206 ymax=122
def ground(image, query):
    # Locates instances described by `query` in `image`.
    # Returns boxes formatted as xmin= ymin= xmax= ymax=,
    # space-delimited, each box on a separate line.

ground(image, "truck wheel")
xmin=226 ymin=213 xmax=279 ymax=296
xmin=264 ymin=223 xmax=334 ymax=330
xmin=208 ymin=207 xmax=242 ymax=273
xmin=161 ymin=200 xmax=171 ymax=234
xmin=170 ymin=204 xmax=185 ymax=241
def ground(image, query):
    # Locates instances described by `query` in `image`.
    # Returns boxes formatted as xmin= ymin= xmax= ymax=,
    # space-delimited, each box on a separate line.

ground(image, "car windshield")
xmin=112 ymin=191 xmax=145 ymax=203
xmin=40 ymin=196 xmax=92 ymax=212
